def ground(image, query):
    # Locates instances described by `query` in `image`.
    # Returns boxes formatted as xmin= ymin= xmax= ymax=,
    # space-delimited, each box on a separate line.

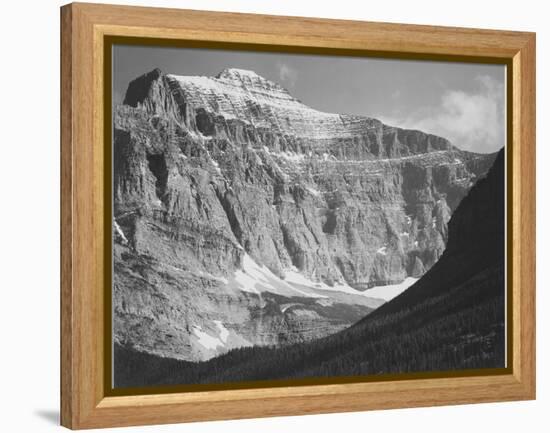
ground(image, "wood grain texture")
xmin=60 ymin=4 xmax=73 ymax=429
xmin=512 ymin=34 xmax=536 ymax=396
xmin=60 ymin=2 xmax=536 ymax=429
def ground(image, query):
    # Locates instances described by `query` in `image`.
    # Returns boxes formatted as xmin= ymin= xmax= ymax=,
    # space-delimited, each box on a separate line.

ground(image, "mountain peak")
xmin=216 ymin=68 xmax=264 ymax=81
xmin=214 ymin=67 xmax=290 ymax=94
xmin=123 ymin=68 xmax=164 ymax=107
xmin=124 ymin=67 xmax=459 ymax=150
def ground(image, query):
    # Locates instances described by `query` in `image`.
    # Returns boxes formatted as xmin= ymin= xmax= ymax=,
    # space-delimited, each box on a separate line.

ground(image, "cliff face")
xmin=113 ymin=68 xmax=496 ymax=362
xmin=370 ymin=149 xmax=505 ymax=317
xmin=114 ymin=150 xmax=506 ymax=388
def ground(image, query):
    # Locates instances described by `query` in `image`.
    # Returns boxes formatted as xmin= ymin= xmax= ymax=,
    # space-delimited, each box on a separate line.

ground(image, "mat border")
xmin=61 ymin=2 xmax=535 ymax=429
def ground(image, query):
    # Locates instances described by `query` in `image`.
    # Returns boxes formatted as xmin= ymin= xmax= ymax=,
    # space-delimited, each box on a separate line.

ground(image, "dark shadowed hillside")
xmin=114 ymin=149 xmax=505 ymax=388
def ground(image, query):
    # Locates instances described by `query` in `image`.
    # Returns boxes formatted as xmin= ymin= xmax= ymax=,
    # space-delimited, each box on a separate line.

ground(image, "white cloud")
xmin=277 ymin=62 xmax=298 ymax=88
xmin=383 ymin=75 xmax=505 ymax=153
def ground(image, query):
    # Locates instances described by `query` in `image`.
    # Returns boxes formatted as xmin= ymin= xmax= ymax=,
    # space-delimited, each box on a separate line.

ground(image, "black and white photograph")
xmin=111 ymin=45 xmax=506 ymax=389
xmin=1 ymin=0 xmax=545 ymax=431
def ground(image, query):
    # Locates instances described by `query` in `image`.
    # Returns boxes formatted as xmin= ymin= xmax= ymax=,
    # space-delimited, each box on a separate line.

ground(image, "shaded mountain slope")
xmin=114 ymin=150 xmax=505 ymax=388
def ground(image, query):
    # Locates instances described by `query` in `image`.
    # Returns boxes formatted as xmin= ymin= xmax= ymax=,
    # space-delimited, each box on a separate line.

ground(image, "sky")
xmin=113 ymin=45 xmax=506 ymax=154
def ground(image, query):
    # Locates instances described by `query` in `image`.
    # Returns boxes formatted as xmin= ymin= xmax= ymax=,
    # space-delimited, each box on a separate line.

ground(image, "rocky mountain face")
xmin=113 ymin=67 xmax=496 ymax=363
xmin=114 ymin=152 xmax=506 ymax=387
xmin=114 ymin=150 xmax=506 ymax=388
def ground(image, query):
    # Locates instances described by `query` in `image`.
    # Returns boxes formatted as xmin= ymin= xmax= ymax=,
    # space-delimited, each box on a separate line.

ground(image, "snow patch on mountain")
xmin=377 ymin=246 xmax=388 ymax=255
xmin=214 ymin=320 xmax=230 ymax=343
xmin=284 ymin=267 xmax=384 ymax=300
xmin=193 ymin=325 xmax=225 ymax=350
xmin=363 ymin=277 xmax=419 ymax=301
xmin=165 ymin=72 xmax=380 ymax=140
xmin=231 ymin=254 xmax=322 ymax=298
xmin=113 ymin=220 xmax=128 ymax=244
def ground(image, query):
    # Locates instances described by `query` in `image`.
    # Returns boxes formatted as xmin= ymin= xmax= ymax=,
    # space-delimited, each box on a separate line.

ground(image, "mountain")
xmin=114 ymin=149 xmax=505 ymax=388
xmin=113 ymin=67 xmax=496 ymax=364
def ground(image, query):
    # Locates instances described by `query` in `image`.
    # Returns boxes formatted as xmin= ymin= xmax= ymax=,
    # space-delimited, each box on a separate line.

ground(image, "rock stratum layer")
xmin=113 ymin=67 xmax=496 ymax=362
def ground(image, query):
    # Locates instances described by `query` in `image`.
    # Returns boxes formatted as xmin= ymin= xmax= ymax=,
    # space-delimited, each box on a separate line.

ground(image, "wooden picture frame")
xmin=60 ymin=2 xmax=536 ymax=429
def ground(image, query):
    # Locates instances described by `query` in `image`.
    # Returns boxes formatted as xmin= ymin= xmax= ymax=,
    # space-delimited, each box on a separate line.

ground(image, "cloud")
xmin=277 ymin=62 xmax=298 ymax=88
xmin=383 ymin=75 xmax=505 ymax=153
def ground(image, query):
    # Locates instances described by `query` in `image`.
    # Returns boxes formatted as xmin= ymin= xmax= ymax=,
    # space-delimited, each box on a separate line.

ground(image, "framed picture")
xmin=60 ymin=2 xmax=536 ymax=429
